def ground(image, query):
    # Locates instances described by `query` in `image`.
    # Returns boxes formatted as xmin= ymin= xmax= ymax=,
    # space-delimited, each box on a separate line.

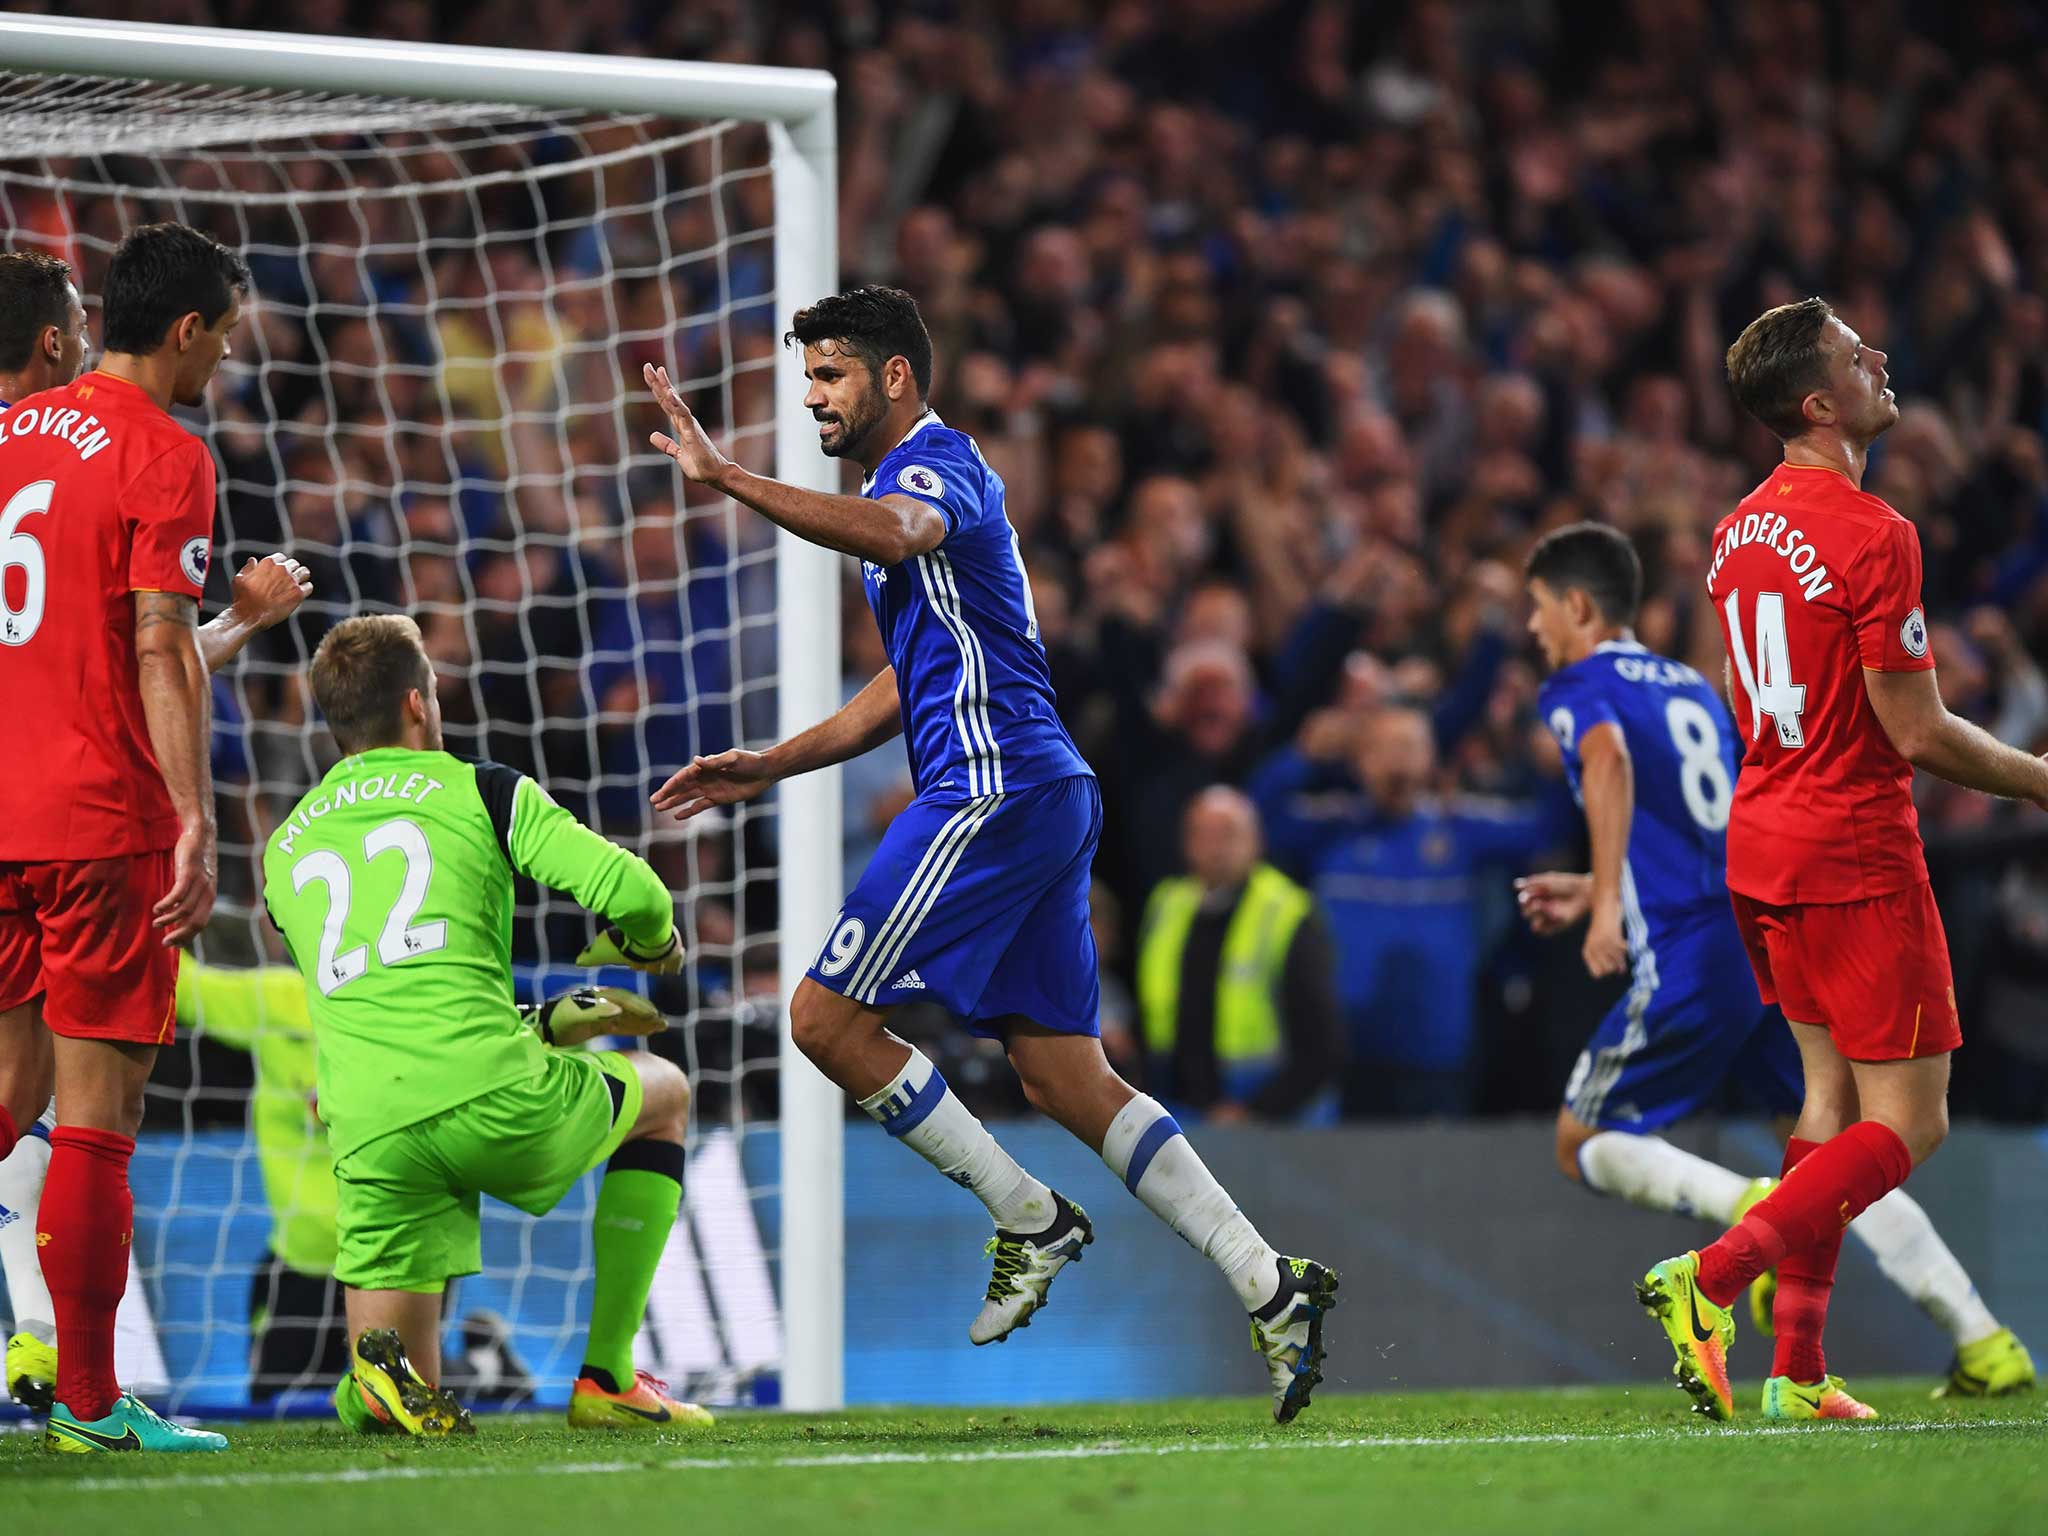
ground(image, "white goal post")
xmin=0 ymin=14 xmax=845 ymax=1412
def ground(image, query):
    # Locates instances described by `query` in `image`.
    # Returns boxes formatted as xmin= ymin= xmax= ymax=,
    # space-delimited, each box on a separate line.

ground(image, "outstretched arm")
xmin=479 ymin=768 xmax=676 ymax=952
xmin=644 ymin=364 xmax=947 ymax=565
xmin=652 ymin=667 xmax=904 ymax=822
xmin=198 ymin=553 xmax=313 ymax=673
xmin=1864 ymin=667 xmax=2048 ymax=808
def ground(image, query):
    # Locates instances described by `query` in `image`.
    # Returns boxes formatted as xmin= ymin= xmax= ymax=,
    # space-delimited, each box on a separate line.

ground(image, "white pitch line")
xmin=34 ymin=1414 xmax=2042 ymax=1496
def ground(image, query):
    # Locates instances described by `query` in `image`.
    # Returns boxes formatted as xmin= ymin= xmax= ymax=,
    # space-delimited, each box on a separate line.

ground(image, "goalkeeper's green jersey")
xmin=261 ymin=749 xmax=674 ymax=1158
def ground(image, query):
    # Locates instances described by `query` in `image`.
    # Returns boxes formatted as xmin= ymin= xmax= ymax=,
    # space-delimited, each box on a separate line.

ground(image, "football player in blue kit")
xmin=640 ymin=287 xmax=1336 ymax=1422
xmin=1516 ymin=523 xmax=2031 ymax=1397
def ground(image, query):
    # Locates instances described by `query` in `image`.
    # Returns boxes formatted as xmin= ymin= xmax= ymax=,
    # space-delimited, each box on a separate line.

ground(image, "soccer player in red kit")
xmin=1638 ymin=298 xmax=2048 ymax=1422
xmin=0 ymin=250 xmax=308 ymax=1418
xmin=0 ymin=223 xmax=251 ymax=1452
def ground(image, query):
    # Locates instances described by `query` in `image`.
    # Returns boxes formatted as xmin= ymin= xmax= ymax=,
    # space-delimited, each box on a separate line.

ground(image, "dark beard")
xmin=821 ymin=384 xmax=889 ymax=459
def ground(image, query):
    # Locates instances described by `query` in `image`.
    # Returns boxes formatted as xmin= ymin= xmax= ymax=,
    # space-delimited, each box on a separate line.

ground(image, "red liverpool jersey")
xmin=0 ymin=371 xmax=215 ymax=860
xmin=1705 ymin=463 xmax=1935 ymax=905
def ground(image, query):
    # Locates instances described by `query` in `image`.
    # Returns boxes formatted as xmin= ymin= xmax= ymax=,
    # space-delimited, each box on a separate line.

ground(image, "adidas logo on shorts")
xmin=891 ymin=969 xmax=927 ymax=991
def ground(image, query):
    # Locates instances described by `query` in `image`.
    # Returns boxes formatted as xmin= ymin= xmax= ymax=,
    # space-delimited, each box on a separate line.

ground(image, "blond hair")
xmin=310 ymin=614 xmax=432 ymax=753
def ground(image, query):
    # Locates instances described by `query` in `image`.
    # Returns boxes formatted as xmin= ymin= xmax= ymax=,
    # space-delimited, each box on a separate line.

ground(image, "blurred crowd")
xmin=11 ymin=0 xmax=2048 ymax=1121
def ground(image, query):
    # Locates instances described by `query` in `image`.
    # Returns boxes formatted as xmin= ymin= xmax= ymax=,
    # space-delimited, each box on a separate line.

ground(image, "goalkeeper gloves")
xmin=522 ymin=986 xmax=668 ymax=1048
xmin=576 ymin=923 xmax=685 ymax=975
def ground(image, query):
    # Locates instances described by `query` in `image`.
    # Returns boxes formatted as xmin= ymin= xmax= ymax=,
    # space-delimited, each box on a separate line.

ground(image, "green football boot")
xmin=45 ymin=1393 xmax=228 ymax=1453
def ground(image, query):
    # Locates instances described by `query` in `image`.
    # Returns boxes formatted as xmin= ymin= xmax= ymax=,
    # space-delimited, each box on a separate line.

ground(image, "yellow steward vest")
xmin=1137 ymin=863 xmax=1312 ymax=1061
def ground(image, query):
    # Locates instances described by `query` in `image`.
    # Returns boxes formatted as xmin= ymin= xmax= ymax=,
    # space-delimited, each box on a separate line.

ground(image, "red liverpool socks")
xmin=38 ymin=1126 xmax=137 ymax=1421
xmin=1696 ymin=1121 xmax=1912 ymax=1308
xmin=1768 ymin=1136 xmax=1844 ymax=1383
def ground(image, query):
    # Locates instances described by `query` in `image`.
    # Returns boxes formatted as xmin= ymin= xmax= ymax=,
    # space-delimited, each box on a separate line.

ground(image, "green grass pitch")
xmin=6 ymin=1383 xmax=2042 ymax=1536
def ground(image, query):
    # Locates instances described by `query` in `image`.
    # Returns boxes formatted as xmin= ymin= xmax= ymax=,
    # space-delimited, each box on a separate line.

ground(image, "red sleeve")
xmin=124 ymin=438 xmax=216 ymax=598
xmin=1851 ymin=517 xmax=1936 ymax=673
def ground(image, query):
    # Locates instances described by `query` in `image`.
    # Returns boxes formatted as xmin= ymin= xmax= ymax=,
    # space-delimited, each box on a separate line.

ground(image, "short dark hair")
xmin=0 ymin=251 xmax=74 ymax=373
xmin=311 ymin=614 xmax=433 ymax=753
xmin=101 ymin=222 xmax=250 ymax=356
xmin=1525 ymin=521 xmax=1643 ymax=626
xmin=1726 ymin=297 xmax=1835 ymax=441
xmin=785 ymin=284 xmax=932 ymax=396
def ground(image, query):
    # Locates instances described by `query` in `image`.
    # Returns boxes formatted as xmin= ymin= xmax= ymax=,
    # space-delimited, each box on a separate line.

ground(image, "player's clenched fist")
xmin=231 ymin=552 xmax=313 ymax=631
xmin=645 ymin=362 xmax=730 ymax=484
xmin=650 ymin=749 xmax=778 ymax=822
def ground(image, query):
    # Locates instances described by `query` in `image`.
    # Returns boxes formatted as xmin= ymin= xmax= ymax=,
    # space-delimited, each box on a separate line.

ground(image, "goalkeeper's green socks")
xmin=580 ymin=1139 xmax=684 ymax=1390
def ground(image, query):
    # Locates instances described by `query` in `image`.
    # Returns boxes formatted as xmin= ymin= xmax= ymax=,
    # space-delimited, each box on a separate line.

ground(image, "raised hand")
xmin=644 ymin=362 xmax=731 ymax=484
xmin=230 ymin=552 xmax=313 ymax=632
xmin=650 ymin=748 xmax=779 ymax=822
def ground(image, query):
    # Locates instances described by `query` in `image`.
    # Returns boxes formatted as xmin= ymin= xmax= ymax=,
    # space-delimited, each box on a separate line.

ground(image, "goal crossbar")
xmin=0 ymin=13 xmax=845 ymax=1412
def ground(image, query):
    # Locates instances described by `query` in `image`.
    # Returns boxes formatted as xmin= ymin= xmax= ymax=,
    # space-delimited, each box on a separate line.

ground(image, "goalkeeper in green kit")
xmin=261 ymin=614 xmax=713 ymax=1436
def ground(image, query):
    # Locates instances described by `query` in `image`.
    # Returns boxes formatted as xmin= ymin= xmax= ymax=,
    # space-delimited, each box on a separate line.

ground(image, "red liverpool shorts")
xmin=1730 ymin=881 xmax=1960 ymax=1062
xmin=0 ymin=852 xmax=179 ymax=1045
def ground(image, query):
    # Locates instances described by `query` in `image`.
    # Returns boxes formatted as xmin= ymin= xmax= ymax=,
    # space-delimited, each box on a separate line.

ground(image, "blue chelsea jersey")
xmin=1539 ymin=640 xmax=1738 ymax=937
xmin=860 ymin=411 xmax=1091 ymax=800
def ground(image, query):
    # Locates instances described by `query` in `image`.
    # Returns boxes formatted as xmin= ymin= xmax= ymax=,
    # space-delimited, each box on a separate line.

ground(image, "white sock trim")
xmin=859 ymin=1049 xmax=1053 ymax=1233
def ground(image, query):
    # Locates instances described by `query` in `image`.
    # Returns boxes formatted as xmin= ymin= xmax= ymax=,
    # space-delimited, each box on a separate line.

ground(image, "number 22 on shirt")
xmin=290 ymin=818 xmax=448 ymax=996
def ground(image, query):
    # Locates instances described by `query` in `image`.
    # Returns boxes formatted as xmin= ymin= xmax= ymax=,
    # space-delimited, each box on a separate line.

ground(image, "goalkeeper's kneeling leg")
xmin=621 ymin=1053 xmax=689 ymax=1147
xmin=576 ymin=1054 xmax=689 ymax=1403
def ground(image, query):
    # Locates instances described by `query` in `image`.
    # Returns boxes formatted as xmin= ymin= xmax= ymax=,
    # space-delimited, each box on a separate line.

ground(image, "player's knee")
xmin=1902 ymin=1101 xmax=1948 ymax=1167
xmin=1555 ymin=1131 xmax=1585 ymax=1183
xmin=636 ymin=1054 xmax=690 ymax=1141
xmin=1554 ymin=1115 xmax=1593 ymax=1184
xmin=788 ymin=981 xmax=840 ymax=1066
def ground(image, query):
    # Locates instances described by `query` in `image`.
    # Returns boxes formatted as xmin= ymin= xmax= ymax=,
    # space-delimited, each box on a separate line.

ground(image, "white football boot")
xmin=969 ymin=1192 xmax=1093 ymax=1345
xmin=1248 ymin=1256 xmax=1340 ymax=1423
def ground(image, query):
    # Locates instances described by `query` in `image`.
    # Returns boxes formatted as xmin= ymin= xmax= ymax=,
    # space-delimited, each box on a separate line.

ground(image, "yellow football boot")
xmin=1935 ymin=1328 xmax=2035 ymax=1399
xmin=567 ymin=1369 xmax=715 ymax=1430
xmin=1637 ymin=1251 xmax=1736 ymax=1420
xmin=1762 ymin=1374 xmax=1878 ymax=1420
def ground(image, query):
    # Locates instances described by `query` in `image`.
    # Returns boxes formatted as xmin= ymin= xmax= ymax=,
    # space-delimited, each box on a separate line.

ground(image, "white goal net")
xmin=0 ymin=29 xmax=841 ymax=1417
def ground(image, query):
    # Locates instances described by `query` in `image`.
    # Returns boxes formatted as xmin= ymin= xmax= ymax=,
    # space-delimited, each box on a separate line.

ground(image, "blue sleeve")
xmin=1537 ymin=668 xmax=1620 ymax=767
xmin=875 ymin=432 xmax=988 ymax=541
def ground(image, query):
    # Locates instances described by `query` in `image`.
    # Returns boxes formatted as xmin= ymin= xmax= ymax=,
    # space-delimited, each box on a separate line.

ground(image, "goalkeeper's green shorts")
xmin=332 ymin=1049 xmax=642 ymax=1293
